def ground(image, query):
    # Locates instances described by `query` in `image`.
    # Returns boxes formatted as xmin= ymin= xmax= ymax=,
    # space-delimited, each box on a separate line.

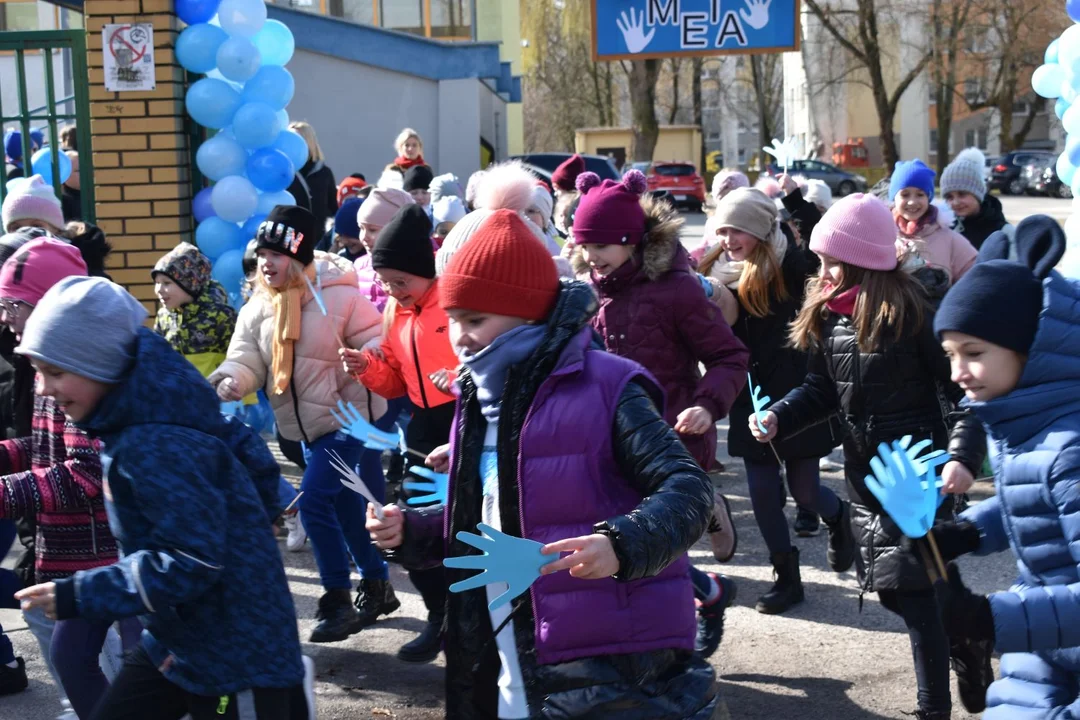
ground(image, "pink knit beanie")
xmin=2 ymin=175 xmax=65 ymax=232
xmin=356 ymin=187 xmax=414 ymax=229
xmin=0 ymin=237 xmax=88 ymax=305
xmin=571 ymin=170 xmax=647 ymax=246
xmin=809 ymin=193 xmax=898 ymax=271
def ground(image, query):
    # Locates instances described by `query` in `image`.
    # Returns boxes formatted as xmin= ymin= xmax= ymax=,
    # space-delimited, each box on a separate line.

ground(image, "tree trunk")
xmin=668 ymin=59 xmax=682 ymax=125
xmin=630 ymin=59 xmax=661 ymax=162
xmin=751 ymin=56 xmax=774 ymax=156
xmin=692 ymin=58 xmax=704 ymax=172
xmin=1011 ymin=97 xmax=1045 ymax=148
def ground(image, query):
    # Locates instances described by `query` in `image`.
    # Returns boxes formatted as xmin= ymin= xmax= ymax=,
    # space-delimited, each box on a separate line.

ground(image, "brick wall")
xmin=84 ymin=0 xmax=192 ymax=314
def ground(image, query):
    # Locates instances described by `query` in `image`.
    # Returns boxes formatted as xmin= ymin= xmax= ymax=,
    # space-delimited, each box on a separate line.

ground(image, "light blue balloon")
xmin=196 ymin=217 xmax=245 ymax=260
xmin=196 ymin=134 xmax=247 ymax=181
xmin=276 ymin=108 xmax=289 ymax=129
xmin=242 ymin=213 xmax=267 ymax=239
xmin=176 ymin=23 xmax=228 ymax=74
xmin=272 ymin=130 xmax=308 ymax=170
xmin=1033 ymin=63 xmax=1066 ymax=99
xmin=1058 ymin=97 xmax=1071 ymax=120
xmin=216 ymin=36 xmax=261 ymax=83
xmin=1058 ymin=152 xmax=1077 ymax=187
xmin=1071 ymin=168 xmax=1080 ymax=198
xmin=30 ymin=147 xmax=72 ymax=186
xmin=211 ymin=175 xmax=260 ymax=223
xmin=232 ymin=102 xmax=281 ymax=150
xmin=251 ymin=19 xmax=295 ymax=66
xmin=256 ymin=189 xmax=295 ymax=215
xmin=217 ymin=0 xmax=266 ymax=38
xmin=241 ymin=65 xmax=295 ymax=110
xmin=1067 ymin=137 xmax=1080 ymax=167
xmin=247 ymin=148 xmax=295 ymax=193
xmin=211 ymin=248 xmax=247 ymax=297
xmin=1065 ymin=103 xmax=1080 ymax=135
xmin=185 ymin=78 xmax=242 ymax=129
xmin=1047 ymin=38 xmax=1061 ymax=66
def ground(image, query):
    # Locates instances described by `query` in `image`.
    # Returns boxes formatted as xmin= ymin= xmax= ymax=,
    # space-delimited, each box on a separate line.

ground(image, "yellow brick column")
xmin=84 ymin=0 xmax=192 ymax=313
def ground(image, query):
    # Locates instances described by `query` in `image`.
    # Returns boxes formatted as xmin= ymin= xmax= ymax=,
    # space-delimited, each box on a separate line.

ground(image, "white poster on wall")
xmin=103 ymin=24 xmax=155 ymax=92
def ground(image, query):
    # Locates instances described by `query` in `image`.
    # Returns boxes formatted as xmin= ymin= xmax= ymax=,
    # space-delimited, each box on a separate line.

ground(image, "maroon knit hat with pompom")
xmin=571 ymin=170 xmax=647 ymax=246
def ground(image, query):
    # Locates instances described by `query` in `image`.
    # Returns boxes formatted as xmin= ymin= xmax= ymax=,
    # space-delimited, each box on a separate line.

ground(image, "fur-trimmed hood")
xmin=570 ymin=195 xmax=686 ymax=281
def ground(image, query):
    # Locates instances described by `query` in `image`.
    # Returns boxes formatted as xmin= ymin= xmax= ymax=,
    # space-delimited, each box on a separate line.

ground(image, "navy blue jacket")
xmin=54 ymin=329 xmax=303 ymax=695
xmin=962 ymin=271 xmax=1080 ymax=666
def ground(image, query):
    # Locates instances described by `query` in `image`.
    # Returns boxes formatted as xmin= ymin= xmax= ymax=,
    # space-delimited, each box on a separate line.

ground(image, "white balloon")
xmin=1034 ymin=64 xmax=1066 ymax=98
xmin=1060 ymin=24 xmax=1080 ymax=66
xmin=1064 ymin=103 xmax=1080 ymax=135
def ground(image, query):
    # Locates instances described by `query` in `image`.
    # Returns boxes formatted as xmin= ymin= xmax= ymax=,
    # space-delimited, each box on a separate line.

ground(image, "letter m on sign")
xmin=647 ymin=0 xmax=679 ymax=25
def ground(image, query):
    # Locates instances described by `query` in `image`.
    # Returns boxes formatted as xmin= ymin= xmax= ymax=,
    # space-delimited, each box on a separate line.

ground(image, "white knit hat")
xmin=940 ymin=148 xmax=987 ymax=201
xmin=2 ymin=175 xmax=64 ymax=232
xmin=433 ymin=195 xmax=467 ymax=225
xmin=804 ymin=179 xmax=833 ymax=210
xmin=528 ymin=185 xmax=554 ymax=230
xmin=430 ymin=173 xmax=462 ymax=202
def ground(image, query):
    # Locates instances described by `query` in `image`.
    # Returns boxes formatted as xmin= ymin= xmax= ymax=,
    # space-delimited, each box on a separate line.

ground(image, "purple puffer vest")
xmin=450 ymin=328 xmax=696 ymax=665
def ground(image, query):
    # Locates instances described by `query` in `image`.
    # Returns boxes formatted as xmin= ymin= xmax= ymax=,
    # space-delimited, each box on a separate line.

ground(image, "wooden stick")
xmin=767 ymin=441 xmax=783 ymax=467
xmin=915 ymin=537 xmax=940 ymax=584
xmin=924 ymin=531 xmax=949 ymax=581
xmin=283 ymin=491 xmax=303 ymax=514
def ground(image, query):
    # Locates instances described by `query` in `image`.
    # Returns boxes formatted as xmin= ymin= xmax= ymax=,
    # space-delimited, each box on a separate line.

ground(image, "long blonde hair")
xmin=289 ymin=121 xmax=324 ymax=164
xmin=254 ymin=254 xmax=305 ymax=297
xmin=698 ymin=239 xmax=788 ymax=319
xmin=789 ymin=261 xmax=928 ymax=353
xmin=394 ymin=128 xmax=423 ymax=156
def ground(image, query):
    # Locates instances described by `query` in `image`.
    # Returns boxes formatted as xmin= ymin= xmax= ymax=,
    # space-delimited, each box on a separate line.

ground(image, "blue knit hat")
xmin=334 ymin=197 xmax=362 ymax=239
xmin=889 ymin=159 xmax=936 ymax=202
xmin=935 ymin=215 xmax=1066 ymax=353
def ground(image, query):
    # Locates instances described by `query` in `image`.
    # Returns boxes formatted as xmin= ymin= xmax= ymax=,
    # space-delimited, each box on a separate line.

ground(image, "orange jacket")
xmin=357 ymin=280 xmax=458 ymax=409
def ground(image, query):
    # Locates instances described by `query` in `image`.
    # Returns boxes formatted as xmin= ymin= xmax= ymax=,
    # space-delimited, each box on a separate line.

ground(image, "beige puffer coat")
xmin=210 ymin=252 xmax=386 ymax=443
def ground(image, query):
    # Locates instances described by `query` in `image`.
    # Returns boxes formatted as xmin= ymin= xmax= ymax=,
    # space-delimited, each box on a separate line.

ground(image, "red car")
xmin=644 ymin=162 xmax=706 ymax=210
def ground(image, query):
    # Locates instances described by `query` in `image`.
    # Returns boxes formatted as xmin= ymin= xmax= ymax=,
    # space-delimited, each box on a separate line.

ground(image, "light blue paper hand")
xmin=616 ymin=7 xmax=655 ymax=54
xmin=740 ymin=0 xmax=772 ymax=30
xmin=403 ymin=466 xmax=450 ymax=506
xmin=747 ymin=372 xmax=771 ymax=432
xmin=330 ymin=400 xmax=401 ymax=451
xmin=302 ymin=273 xmax=328 ymax=316
xmin=443 ymin=523 xmax=558 ymax=611
xmin=864 ymin=436 xmax=950 ymax=538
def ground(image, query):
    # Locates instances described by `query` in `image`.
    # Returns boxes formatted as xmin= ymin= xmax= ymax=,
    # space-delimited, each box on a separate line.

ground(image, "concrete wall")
xmin=475 ymin=0 xmax=522 ymax=155
xmin=575 ymin=126 xmax=704 ymax=171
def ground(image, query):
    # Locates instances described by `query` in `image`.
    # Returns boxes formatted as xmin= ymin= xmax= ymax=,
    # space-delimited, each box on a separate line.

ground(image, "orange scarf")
xmin=269 ymin=264 xmax=315 ymax=395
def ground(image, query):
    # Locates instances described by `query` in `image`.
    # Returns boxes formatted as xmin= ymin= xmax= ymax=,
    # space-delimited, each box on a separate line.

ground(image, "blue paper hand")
xmin=403 ymin=466 xmax=450 ymax=505
xmin=443 ymin=523 xmax=558 ymax=611
xmin=864 ymin=436 xmax=950 ymax=538
xmin=747 ymin=372 xmax=771 ymax=432
xmin=303 ymin=273 xmax=328 ymax=316
xmin=330 ymin=400 xmax=402 ymax=451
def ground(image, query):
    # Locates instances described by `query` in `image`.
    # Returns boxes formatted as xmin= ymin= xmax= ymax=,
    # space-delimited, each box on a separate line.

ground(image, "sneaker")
xmin=706 ymin=490 xmax=738 ymax=562
xmin=950 ymin=637 xmax=993 ymax=713
xmin=285 ymin=512 xmax=307 ymax=552
xmin=0 ymin=657 xmax=27 ymax=696
xmin=301 ymin=655 xmax=316 ymax=720
xmin=695 ymin=574 xmax=737 ymax=659
xmin=793 ymin=507 xmax=820 ymax=537
xmin=354 ymin=578 xmax=401 ymax=627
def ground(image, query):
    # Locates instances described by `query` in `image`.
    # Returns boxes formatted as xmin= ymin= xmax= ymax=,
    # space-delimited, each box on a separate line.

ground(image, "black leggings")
xmin=90 ymin=644 xmax=308 ymax=720
xmin=744 ymin=456 xmax=841 ymax=555
xmin=878 ymin=588 xmax=951 ymax=715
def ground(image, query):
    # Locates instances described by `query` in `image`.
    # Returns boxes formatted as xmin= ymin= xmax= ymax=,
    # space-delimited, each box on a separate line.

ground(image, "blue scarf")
xmin=459 ymin=323 xmax=548 ymax=422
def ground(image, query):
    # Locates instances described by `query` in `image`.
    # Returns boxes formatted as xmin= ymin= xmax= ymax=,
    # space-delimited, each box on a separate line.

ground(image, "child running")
xmin=750 ymin=193 xmax=988 ymax=719
xmin=699 ymin=187 xmax=852 ymax=615
xmin=366 ymin=209 xmax=722 ymax=719
xmin=570 ymin=169 xmax=748 ymax=659
xmin=920 ymin=216 xmax=1076 ymax=718
xmin=15 ymin=276 xmax=312 ymax=720
xmin=341 ymin=204 xmax=459 ymax=663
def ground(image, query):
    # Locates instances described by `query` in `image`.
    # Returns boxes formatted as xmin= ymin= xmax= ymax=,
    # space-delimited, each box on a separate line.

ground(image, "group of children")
xmin=0 ymin=135 xmax=1075 ymax=720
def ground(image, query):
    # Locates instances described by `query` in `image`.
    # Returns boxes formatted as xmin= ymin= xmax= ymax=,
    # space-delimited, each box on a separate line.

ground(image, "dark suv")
xmin=989 ymin=150 xmax=1056 ymax=195
xmin=510 ymin=153 xmax=621 ymax=182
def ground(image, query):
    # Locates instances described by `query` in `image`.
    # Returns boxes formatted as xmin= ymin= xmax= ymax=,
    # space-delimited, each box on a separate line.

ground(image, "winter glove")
xmin=934 ymin=562 xmax=994 ymax=644
xmin=697 ymin=273 xmax=714 ymax=298
xmin=901 ymin=520 xmax=981 ymax=566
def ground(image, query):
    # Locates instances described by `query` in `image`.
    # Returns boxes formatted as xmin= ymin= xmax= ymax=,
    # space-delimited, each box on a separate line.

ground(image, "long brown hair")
xmin=698 ymin=239 xmax=788 ymax=319
xmin=789 ymin=261 xmax=928 ymax=353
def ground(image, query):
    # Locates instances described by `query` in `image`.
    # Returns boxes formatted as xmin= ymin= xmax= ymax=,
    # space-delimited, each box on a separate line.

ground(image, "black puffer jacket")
xmin=770 ymin=309 xmax=985 ymax=592
xmin=727 ymin=235 xmax=838 ymax=461
xmin=953 ymin=193 xmax=1011 ymax=250
xmin=392 ymin=282 xmax=723 ymax=719
xmin=287 ymin=160 xmax=336 ymax=239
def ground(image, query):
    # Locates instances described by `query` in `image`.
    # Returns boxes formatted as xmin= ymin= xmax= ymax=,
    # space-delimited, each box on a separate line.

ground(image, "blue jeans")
xmin=299 ymin=430 xmax=388 ymax=589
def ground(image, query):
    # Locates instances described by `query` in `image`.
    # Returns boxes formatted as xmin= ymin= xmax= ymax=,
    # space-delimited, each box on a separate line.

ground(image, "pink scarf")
xmin=824 ymin=283 xmax=860 ymax=316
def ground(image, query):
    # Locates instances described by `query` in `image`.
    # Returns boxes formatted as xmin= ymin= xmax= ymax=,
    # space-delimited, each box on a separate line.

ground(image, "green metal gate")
xmin=0 ymin=30 xmax=94 ymax=223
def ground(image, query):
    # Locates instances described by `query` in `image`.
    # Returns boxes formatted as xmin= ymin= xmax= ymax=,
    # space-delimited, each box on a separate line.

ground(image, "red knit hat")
xmin=551 ymin=154 xmax=586 ymax=192
xmin=571 ymin=169 xmax=647 ymax=246
xmin=336 ymin=176 xmax=367 ymax=207
xmin=439 ymin=209 xmax=559 ymax=322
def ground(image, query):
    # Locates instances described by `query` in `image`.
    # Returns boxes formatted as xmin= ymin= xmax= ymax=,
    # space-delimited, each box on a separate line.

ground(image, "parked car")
xmin=642 ymin=162 xmax=706 ymax=210
xmin=989 ymin=150 xmax=1056 ymax=195
xmin=764 ymin=159 xmax=868 ymax=196
xmin=510 ymin=153 xmax=621 ymax=182
xmin=1034 ymin=164 xmax=1073 ymax=199
xmin=983 ymin=155 xmax=999 ymax=183
xmin=1022 ymin=156 xmax=1056 ymax=195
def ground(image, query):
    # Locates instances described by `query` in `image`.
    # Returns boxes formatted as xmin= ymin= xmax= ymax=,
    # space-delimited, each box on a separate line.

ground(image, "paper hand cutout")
xmin=331 ymin=400 xmax=405 ymax=452
xmin=763 ymin=137 xmax=798 ymax=173
xmin=403 ymin=466 xmax=450 ymax=506
xmin=617 ymin=7 xmax=655 ymax=54
xmin=302 ymin=273 xmax=328 ymax=316
xmin=864 ymin=436 xmax=951 ymax=538
xmin=740 ymin=0 xmax=772 ymax=30
xmin=327 ymin=448 xmax=384 ymax=519
xmin=748 ymin=372 xmax=771 ymax=432
xmin=443 ymin=523 xmax=558 ymax=611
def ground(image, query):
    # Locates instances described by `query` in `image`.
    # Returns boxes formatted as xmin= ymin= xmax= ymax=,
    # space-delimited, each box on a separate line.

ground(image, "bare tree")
xmin=750 ymin=55 xmax=783 ymax=153
xmin=692 ymin=58 xmax=705 ymax=172
xmin=804 ymin=0 xmax=931 ymax=170
xmin=929 ymin=0 xmax=975 ymax=174
xmin=628 ymin=59 xmax=662 ymax=161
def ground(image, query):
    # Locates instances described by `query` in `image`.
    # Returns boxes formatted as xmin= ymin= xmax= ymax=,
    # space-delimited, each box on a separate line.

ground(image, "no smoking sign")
xmin=103 ymin=23 xmax=155 ymax=92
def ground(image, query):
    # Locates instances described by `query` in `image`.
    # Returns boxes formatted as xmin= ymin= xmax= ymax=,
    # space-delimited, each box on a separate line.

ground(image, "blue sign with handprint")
xmin=592 ymin=0 xmax=799 ymax=61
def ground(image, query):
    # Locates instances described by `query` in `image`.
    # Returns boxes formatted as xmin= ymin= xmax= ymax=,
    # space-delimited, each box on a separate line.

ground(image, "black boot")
xmin=354 ymin=578 xmax=402 ymax=627
xmin=793 ymin=506 xmax=820 ymax=537
xmin=910 ymin=710 xmax=951 ymax=719
xmin=755 ymin=547 xmax=804 ymax=615
xmin=950 ymin=636 xmax=993 ymax=713
xmin=0 ymin=657 xmax=27 ymax=696
xmin=824 ymin=501 xmax=856 ymax=573
xmin=310 ymin=589 xmax=364 ymax=643
xmin=397 ymin=616 xmax=443 ymax=663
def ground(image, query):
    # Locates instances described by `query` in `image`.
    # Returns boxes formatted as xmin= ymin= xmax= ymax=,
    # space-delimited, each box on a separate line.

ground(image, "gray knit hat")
xmin=940 ymin=148 xmax=987 ymax=202
xmin=17 ymin=276 xmax=147 ymax=383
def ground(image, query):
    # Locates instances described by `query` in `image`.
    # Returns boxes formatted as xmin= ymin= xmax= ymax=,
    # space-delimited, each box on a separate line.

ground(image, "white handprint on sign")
xmin=740 ymin=0 xmax=772 ymax=30
xmin=617 ymin=7 xmax=655 ymax=54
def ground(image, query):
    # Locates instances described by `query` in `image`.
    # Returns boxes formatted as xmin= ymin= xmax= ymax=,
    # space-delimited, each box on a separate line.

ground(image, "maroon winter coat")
xmin=577 ymin=196 xmax=749 ymax=468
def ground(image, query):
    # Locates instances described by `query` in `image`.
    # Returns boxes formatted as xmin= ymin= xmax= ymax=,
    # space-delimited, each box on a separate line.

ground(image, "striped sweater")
xmin=0 ymin=393 xmax=115 ymax=582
